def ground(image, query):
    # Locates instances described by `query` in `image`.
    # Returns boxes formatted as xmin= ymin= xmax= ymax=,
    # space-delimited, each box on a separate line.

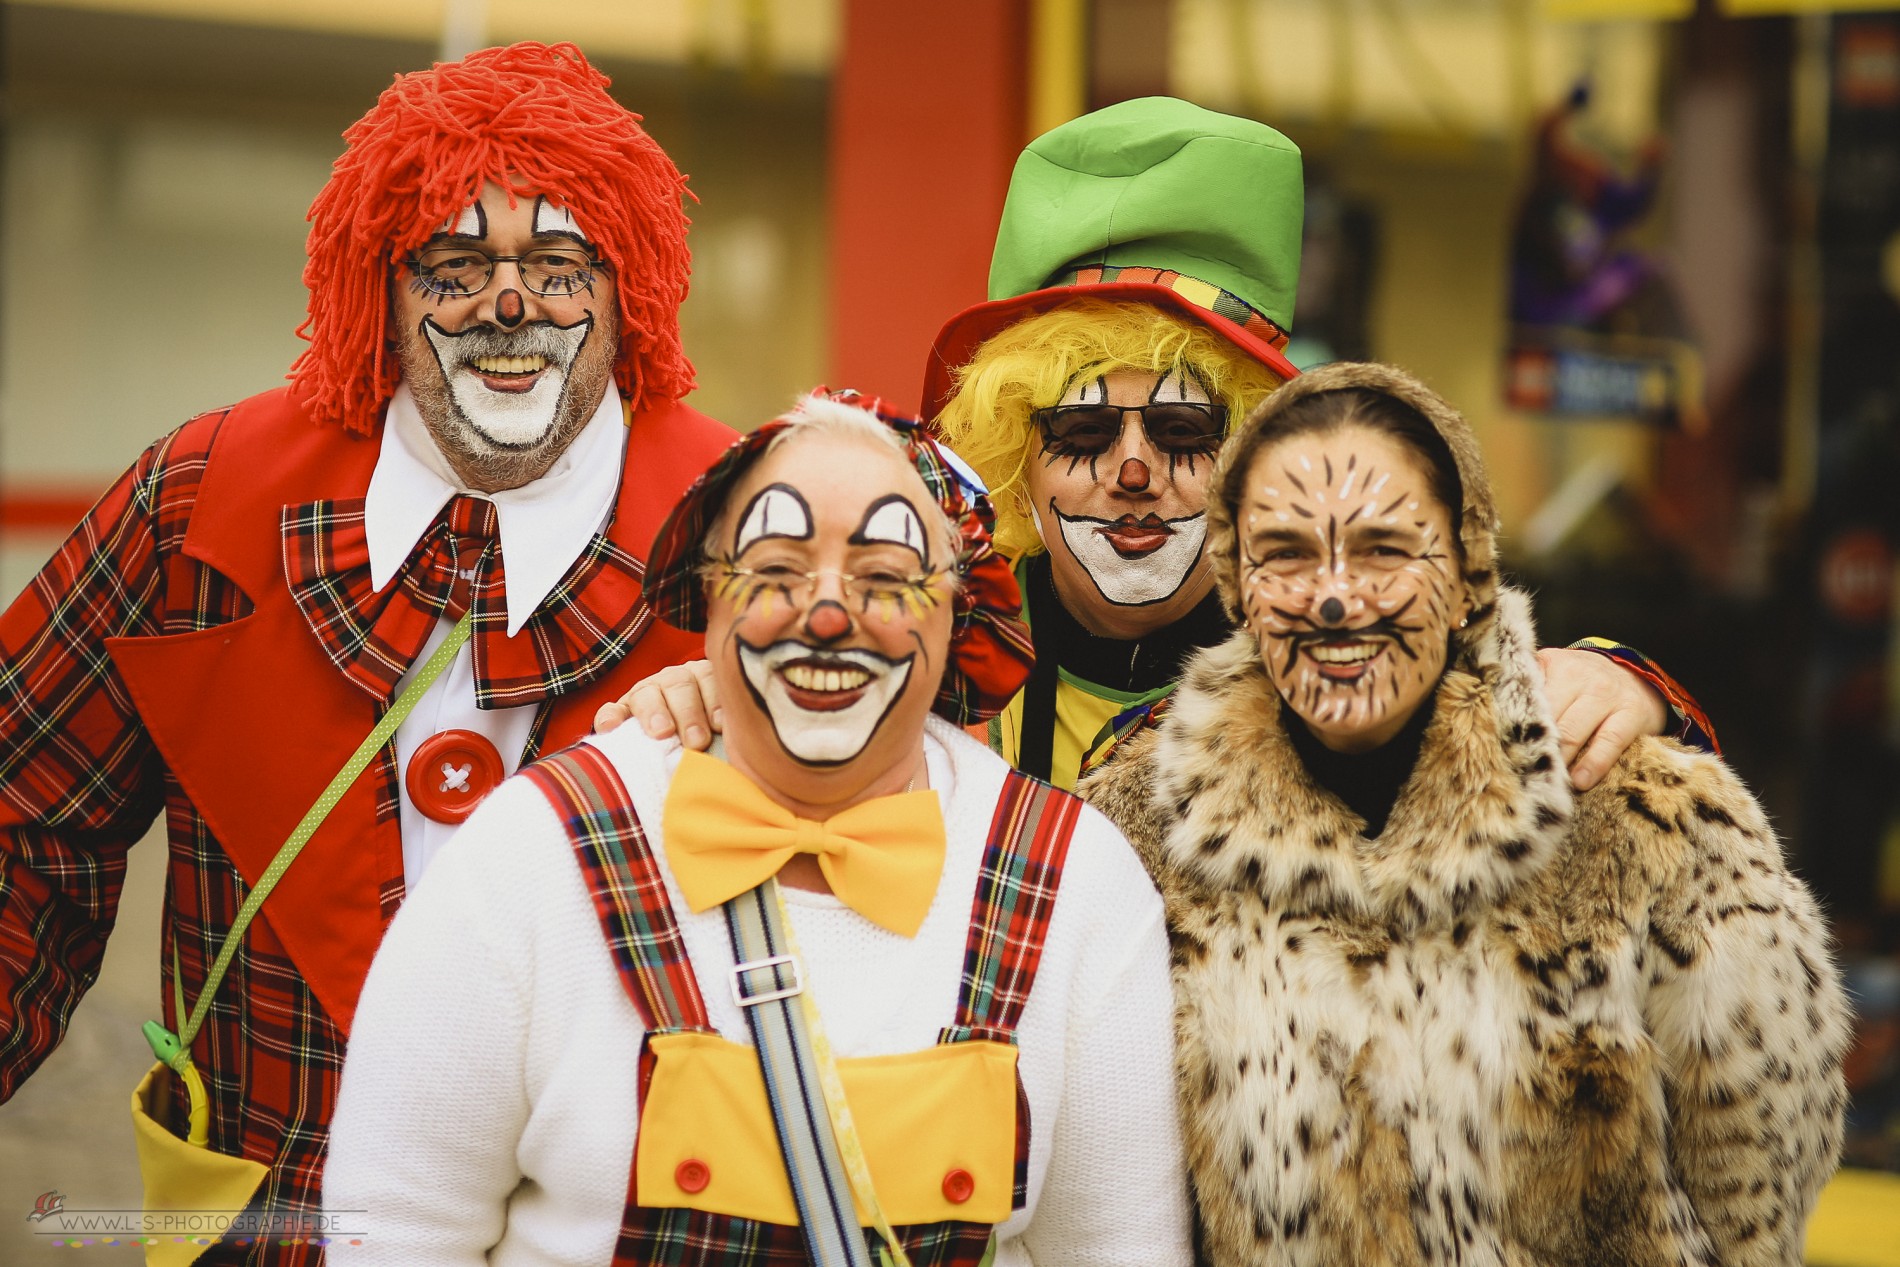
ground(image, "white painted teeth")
xmin=781 ymin=663 xmax=873 ymax=692
xmin=472 ymin=354 xmax=548 ymax=374
xmin=1309 ymin=642 xmax=1379 ymax=665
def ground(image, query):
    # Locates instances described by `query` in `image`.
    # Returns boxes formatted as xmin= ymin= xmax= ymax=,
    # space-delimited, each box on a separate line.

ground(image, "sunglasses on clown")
xmin=1032 ymin=401 xmax=1229 ymax=459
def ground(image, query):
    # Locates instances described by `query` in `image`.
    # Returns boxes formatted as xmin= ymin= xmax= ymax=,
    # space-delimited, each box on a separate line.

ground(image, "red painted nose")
xmin=1118 ymin=458 xmax=1150 ymax=491
xmin=804 ymin=600 xmax=852 ymax=643
xmin=496 ymin=288 xmax=525 ymax=328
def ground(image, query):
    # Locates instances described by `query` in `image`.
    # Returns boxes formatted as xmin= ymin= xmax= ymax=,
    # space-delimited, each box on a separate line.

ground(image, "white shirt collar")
xmin=366 ymin=378 xmax=628 ymax=637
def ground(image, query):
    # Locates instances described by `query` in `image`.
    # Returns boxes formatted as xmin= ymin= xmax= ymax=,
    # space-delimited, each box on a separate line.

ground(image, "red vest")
xmin=104 ymin=385 xmax=734 ymax=1035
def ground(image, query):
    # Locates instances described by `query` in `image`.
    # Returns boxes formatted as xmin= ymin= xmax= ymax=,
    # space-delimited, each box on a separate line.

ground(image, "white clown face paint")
xmin=392 ymin=182 xmax=617 ymax=492
xmin=1023 ymin=365 xmax=1225 ymax=634
xmin=735 ymin=639 xmax=917 ymax=764
xmin=420 ymin=315 xmax=594 ymax=447
xmin=446 ymin=201 xmax=486 ymax=236
xmin=705 ymin=435 xmax=954 ymax=794
xmin=734 ymin=483 xmax=815 ymax=552
xmin=1235 ymin=426 xmax=1467 ymax=753
xmin=856 ymin=495 xmax=928 ymax=555
xmin=1053 ymin=506 xmax=1207 ymax=605
xmin=532 ymin=196 xmax=583 ymax=239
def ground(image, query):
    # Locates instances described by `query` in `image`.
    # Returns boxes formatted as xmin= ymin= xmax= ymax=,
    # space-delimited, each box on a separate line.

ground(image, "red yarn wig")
xmin=291 ymin=42 xmax=695 ymax=435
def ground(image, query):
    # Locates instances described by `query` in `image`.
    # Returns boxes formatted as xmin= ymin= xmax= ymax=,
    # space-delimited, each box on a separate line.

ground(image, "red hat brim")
xmin=920 ymin=281 xmax=1303 ymax=421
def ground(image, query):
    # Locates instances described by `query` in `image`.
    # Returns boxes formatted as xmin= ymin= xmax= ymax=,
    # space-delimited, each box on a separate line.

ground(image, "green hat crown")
xmin=988 ymin=96 xmax=1304 ymax=332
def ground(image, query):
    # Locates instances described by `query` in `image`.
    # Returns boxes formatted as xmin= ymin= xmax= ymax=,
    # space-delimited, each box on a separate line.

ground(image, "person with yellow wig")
xmin=612 ymin=97 xmax=1716 ymax=793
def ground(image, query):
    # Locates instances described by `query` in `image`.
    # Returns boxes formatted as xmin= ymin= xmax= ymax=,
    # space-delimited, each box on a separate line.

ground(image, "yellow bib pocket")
xmin=635 ymin=1033 xmax=1019 ymax=1227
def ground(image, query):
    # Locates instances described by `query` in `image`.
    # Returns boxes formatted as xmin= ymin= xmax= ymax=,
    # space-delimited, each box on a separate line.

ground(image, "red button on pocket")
xmin=941 ymin=1168 xmax=975 ymax=1204
xmin=676 ymin=1158 xmax=711 ymax=1194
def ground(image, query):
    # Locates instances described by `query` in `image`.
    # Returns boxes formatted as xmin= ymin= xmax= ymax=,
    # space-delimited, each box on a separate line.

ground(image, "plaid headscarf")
xmin=646 ymin=389 xmax=1034 ymax=725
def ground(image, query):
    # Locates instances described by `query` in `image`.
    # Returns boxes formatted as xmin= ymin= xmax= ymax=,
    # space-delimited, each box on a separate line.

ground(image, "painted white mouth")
xmin=1053 ymin=506 xmax=1207 ymax=607
xmin=1307 ymin=641 xmax=1381 ymax=665
xmin=422 ymin=318 xmax=591 ymax=448
xmin=471 ymin=354 xmax=549 ymax=375
xmin=738 ymin=639 xmax=916 ymax=765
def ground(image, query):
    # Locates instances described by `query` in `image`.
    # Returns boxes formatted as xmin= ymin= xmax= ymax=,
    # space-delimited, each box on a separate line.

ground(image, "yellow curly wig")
xmin=933 ymin=300 xmax=1291 ymax=560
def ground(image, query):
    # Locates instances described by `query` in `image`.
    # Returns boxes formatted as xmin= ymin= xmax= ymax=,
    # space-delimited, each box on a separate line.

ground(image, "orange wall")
xmin=827 ymin=0 xmax=1027 ymax=415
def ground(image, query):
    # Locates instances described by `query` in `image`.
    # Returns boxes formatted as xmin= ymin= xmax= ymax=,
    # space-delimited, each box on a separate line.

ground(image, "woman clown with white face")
xmin=325 ymin=393 xmax=1193 ymax=1266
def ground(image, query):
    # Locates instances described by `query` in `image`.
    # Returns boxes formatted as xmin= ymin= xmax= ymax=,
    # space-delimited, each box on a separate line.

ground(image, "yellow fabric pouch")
xmin=128 ymin=618 xmax=474 ymax=1267
xmin=130 ymin=1062 xmax=269 ymax=1267
xmin=635 ymin=1032 xmax=1019 ymax=1226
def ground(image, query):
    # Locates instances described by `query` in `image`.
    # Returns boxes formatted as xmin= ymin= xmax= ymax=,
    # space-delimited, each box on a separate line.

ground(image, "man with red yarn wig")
xmin=0 ymin=42 xmax=732 ymax=1263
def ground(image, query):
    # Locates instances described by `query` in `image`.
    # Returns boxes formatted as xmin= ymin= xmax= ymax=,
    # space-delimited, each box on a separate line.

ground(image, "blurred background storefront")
xmin=3 ymin=0 xmax=1899 ymax=1261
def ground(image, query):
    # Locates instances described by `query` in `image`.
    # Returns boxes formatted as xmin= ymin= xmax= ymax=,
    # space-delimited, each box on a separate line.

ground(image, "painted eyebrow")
xmin=1149 ymin=367 xmax=1213 ymax=403
xmin=849 ymin=494 xmax=930 ymax=562
xmin=732 ymin=483 xmax=815 ymax=553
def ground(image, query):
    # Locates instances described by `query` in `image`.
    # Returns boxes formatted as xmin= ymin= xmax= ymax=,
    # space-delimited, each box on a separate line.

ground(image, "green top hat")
xmin=923 ymin=96 xmax=1304 ymax=417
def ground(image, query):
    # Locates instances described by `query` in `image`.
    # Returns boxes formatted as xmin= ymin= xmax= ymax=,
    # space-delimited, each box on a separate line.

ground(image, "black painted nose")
xmin=1319 ymin=597 xmax=1345 ymax=624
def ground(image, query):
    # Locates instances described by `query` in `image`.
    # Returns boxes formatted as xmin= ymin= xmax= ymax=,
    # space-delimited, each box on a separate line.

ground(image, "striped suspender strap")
xmin=726 ymin=881 xmax=889 ymax=1267
xmin=523 ymin=744 xmax=710 ymax=1032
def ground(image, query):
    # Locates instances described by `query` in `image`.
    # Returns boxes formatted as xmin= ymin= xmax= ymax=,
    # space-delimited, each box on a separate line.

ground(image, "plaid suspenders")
xmin=525 ymin=744 xmax=709 ymax=1033
xmin=523 ymin=745 xmax=1082 ymax=1265
xmin=941 ymin=774 xmax=1080 ymax=1210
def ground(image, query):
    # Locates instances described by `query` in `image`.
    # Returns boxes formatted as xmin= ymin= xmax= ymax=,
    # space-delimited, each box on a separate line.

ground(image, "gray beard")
xmin=396 ymin=316 xmax=616 ymax=492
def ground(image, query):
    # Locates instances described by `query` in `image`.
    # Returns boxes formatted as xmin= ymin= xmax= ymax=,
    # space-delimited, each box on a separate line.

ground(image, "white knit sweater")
xmin=324 ymin=717 xmax=1189 ymax=1267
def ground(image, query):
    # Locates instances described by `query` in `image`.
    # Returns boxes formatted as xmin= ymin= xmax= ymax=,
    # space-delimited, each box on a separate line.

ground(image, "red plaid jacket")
xmin=0 ymin=385 xmax=732 ymax=1265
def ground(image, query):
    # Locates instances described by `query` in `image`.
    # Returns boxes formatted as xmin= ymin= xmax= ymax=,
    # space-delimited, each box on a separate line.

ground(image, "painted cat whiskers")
xmin=1236 ymin=426 xmax=1463 ymax=746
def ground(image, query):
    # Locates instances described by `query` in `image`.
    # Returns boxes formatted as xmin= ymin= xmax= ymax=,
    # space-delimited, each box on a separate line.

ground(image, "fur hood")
xmin=1205 ymin=362 xmax=1502 ymax=644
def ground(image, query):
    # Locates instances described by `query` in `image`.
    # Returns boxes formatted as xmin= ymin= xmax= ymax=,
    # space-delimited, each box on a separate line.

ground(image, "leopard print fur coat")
xmin=1084 ymin=586 xmax=1850 ymax=1267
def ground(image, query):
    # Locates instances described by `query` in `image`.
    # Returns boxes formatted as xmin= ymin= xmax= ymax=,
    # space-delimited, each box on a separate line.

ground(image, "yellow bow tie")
xmin=661 ymin=750 xmax=947 ymax=938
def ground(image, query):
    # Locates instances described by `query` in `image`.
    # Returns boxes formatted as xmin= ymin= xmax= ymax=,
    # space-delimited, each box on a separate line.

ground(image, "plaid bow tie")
xmin=281 ymin=494 xmax=652 ymax=708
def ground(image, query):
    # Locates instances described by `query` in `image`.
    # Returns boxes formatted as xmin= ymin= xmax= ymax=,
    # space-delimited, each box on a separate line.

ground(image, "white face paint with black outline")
xmin=1030 ymin=367 xmax=1219 ymax=608
xmin=716 ymin=481 xmax=944 ymax=766
xmin=420 ymin=314 xmax=595 ymax=448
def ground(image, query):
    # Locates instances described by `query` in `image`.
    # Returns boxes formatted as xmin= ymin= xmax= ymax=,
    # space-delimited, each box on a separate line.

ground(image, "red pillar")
xmin=827 ymin=0 xmax=1028 ymax=416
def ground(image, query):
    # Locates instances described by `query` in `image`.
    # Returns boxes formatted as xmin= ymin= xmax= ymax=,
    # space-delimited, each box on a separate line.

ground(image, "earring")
xmin=1458 ymin=615 xmax=1470 ymax=629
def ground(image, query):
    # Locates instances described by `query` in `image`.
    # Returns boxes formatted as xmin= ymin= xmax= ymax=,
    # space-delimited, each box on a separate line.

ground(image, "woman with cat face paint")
xmin=1083 ymin=363 xmax=1850 ymax=1267
xmin=325 ymin=393 xmax=1190 ymax=1266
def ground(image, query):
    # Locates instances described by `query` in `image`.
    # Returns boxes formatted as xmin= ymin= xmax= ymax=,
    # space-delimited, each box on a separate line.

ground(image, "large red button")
xmin=406 ymin=729 xmax=506 ymax=825
xmin=675 ymin=1159 xmax=711 ymax=1194
xmin=941 ymin=1168 xmax=975 ymax=1204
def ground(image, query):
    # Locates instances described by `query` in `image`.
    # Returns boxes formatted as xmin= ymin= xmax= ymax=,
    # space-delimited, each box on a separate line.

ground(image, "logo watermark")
xmin=26 ymin=1191 xmax=67 ymax=1223
xmin=24 ymin=1195 xmax=367 ymax=1248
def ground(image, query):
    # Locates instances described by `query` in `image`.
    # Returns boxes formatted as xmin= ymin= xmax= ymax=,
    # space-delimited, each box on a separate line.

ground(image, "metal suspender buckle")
xmin=730 ymin=953 xmax=803 ymax=1008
